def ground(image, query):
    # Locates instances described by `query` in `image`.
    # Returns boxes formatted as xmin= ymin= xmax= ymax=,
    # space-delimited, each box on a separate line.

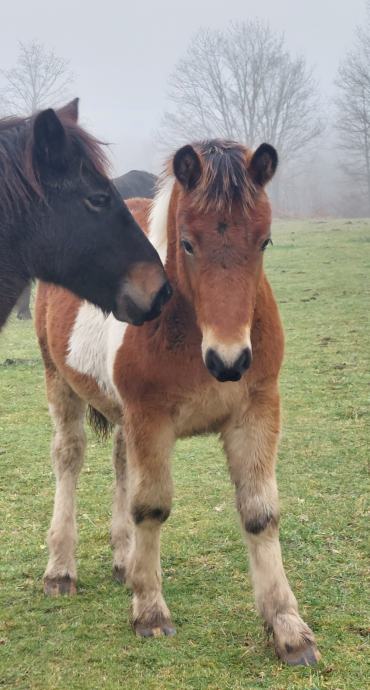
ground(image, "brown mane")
xmin=0 ymin=112 xmax=110 ymax=222
xmin=169 ymin=139 xmax=255 ymax=214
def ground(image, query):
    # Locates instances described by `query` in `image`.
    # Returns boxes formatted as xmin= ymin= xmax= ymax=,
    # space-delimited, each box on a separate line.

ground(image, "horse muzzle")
xmin=117 ymin=280 xmax=172 ymax=326
xmin=114 ymin=262 xmax=172 ymax=324
xmin=205 ymin=346 xmax=252 ymax=382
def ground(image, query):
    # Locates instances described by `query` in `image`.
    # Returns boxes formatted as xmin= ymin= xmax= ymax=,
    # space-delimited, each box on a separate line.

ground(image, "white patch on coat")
xmin=66 ymin=302 xmax=127 ymax=401
xmin=148 ymin=176 xmax=174 ymax=263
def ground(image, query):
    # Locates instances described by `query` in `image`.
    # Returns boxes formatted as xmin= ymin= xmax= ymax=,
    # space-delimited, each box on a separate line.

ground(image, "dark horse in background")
xmin=114 ymin=169 xmax=157 ymax=200
xmin=0 ymin=98 xmax=171 ymax=330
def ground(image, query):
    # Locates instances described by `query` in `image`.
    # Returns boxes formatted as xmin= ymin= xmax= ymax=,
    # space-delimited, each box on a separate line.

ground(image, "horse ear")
xmin=33 ymin=108 xmax=68 ymax=170
xmin=173 ymin=145 xmax=202 ymax=190
xmin=249 ymin=144 xmax=278 ymax=186
xmin=57 ymin=98 xmax=79 ymax=123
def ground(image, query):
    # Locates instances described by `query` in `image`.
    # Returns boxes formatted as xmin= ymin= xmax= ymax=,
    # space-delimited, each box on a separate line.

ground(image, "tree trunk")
xmin=16 ymin=283 xmax=32 ymax=320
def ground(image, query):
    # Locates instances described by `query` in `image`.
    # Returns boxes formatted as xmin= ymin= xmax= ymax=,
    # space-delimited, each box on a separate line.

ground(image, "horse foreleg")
xmin=222 ymin=390 xmax=320 ymax=666
xmin=43 ymin=372 xmax=86 ymax=596
xmin=111 ymin=426 xmax=133 ymax=583
xmin=125 ymin=411 xmax=175 ymax=637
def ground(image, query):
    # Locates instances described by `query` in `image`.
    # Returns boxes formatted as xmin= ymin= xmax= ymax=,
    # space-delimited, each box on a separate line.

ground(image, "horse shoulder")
xmin=35 ymin=283 xmax=84 ymax=370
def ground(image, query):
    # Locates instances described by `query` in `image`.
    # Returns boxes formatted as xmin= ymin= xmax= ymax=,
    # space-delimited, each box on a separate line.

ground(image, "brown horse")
xmin=35 ymin=140 xmax=320 ymax=666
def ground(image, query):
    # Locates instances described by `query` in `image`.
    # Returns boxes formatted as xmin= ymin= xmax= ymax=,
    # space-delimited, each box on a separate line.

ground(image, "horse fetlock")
xmin=43 ymin=556 xmax=77 ymax=596
xmin=47 ymin=527 xmax=76 ymax=566
xmin=272 ymin=610 xmax=320 ymax=666
xmin=44 ymin=530 xmax=77 ymax=593
xmin=132 ymin=592 xmax=176 ymax=638
xmin=44 ymin=550 xmax=77 ymax=576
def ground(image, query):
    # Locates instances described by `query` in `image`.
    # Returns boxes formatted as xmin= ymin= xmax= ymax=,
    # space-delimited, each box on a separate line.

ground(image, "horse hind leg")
xmin=43 ymin=371 xmax=86 ymax=596
xmin=111 ymin=426 xmax=134 ymax=583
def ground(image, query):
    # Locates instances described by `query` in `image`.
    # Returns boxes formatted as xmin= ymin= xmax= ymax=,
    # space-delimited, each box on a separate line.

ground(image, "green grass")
xmin=0 ymin=219 xmax=369 ymax=690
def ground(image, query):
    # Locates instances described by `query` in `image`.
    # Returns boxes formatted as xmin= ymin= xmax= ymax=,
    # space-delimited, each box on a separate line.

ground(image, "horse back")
xmin=125 ymin=197 xmax=152 ymax=235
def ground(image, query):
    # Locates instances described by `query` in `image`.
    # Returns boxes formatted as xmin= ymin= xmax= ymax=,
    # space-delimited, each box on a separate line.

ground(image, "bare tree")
xmin=1 ymin=40 xmax=72 ymax=115
xmin=160 ymin=21 xmax=321 ymax=166
xmin=1 ymin=41 xmax=73 ymax=319
xmin=335 ymin=8 xmax=370 ymax=214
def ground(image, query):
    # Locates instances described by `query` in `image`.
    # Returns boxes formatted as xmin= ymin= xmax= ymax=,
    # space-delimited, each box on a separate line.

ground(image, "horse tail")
xmin=86 ymin=405 xmax=113 ymax=441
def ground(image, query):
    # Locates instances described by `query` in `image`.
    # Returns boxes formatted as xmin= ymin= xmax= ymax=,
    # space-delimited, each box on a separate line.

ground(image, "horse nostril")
xmin=235 ymin=347 xmax=252 ymax=373
xmin=205 ymin=346 xmax=252 ymax=382
xmin=205 ymin=349 xmax=225 ymax=379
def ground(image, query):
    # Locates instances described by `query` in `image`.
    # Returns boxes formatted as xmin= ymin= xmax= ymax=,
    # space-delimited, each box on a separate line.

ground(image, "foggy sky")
xmin=0 ymin=0 xmax=366 ymax=176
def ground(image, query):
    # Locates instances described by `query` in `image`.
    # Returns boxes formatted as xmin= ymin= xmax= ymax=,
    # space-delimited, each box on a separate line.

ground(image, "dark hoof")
xmin=43 ymin=575 xmax=77 ymax=597
xmin=113 ymin=565 xmax=126 ymax=584
xmin=276 ymin=640 xmax=321 ymax=666
xmin=134 ymin=620 xmax=176 ymax=638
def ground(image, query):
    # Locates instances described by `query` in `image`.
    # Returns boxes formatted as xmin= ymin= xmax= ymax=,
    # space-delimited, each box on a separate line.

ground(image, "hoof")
xmin=275 ymin=638 xmax=321 ymax=666
xmin=113 ymin=565 xmax=126 ymax=584
xmin=272 ymin=612 xmax=320 ymax=666
xmin=43 ymin=575 xmax=77 ymax=597
xmin=134 ymin=619 xmax=176 ymax=638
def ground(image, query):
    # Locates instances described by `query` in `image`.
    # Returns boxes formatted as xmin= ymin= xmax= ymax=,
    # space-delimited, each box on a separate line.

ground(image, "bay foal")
xmin=0 ymin=98 xmax=169 ymax=329
xmin=35 ymin=140 xmax=320 ymax=665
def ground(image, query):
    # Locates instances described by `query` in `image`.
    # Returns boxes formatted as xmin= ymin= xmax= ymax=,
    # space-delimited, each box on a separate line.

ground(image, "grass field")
xmin=0 ymin=219 xmax=369 ymax=690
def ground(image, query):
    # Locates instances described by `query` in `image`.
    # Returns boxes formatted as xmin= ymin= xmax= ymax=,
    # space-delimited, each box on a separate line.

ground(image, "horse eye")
xmin=85 ymin=193 xmax=111 ymax=210
xmin=181 ymin=239 xmax=194 ymax=255
xmin=261 ymin=238 xmax=273 ymax=251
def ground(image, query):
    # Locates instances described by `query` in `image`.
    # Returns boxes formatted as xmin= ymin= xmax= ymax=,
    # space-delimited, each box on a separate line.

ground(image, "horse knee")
xmin=237 ymin=484 xmax=279 ymax=535
xmin=244 ymin=510 xmax=279 ymax=535
xmin=132 ymin=505 xmax=171 ymax=525
xmin=129 ymin=463 xmax=173 ymax=526
xmin=53 ymin=429 xmax=86 ymax=474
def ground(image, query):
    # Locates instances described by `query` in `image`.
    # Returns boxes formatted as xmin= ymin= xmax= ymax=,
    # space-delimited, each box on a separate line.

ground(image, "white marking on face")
xmin=201 ymin=326 xmax=252 ymax=367
xmin=148 ymin=176 xmax=174 ymax=264
xmin=66 ymin=302 xmax=127 ymax=402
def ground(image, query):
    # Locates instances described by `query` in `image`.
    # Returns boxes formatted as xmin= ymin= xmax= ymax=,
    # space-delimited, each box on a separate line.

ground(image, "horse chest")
xmin=174 ymin=383 xmax=246 ymax=438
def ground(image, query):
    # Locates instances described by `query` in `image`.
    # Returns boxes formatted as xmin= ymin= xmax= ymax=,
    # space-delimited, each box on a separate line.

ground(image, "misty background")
xmin=0 ymin=0 xmax=368 ymax=217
